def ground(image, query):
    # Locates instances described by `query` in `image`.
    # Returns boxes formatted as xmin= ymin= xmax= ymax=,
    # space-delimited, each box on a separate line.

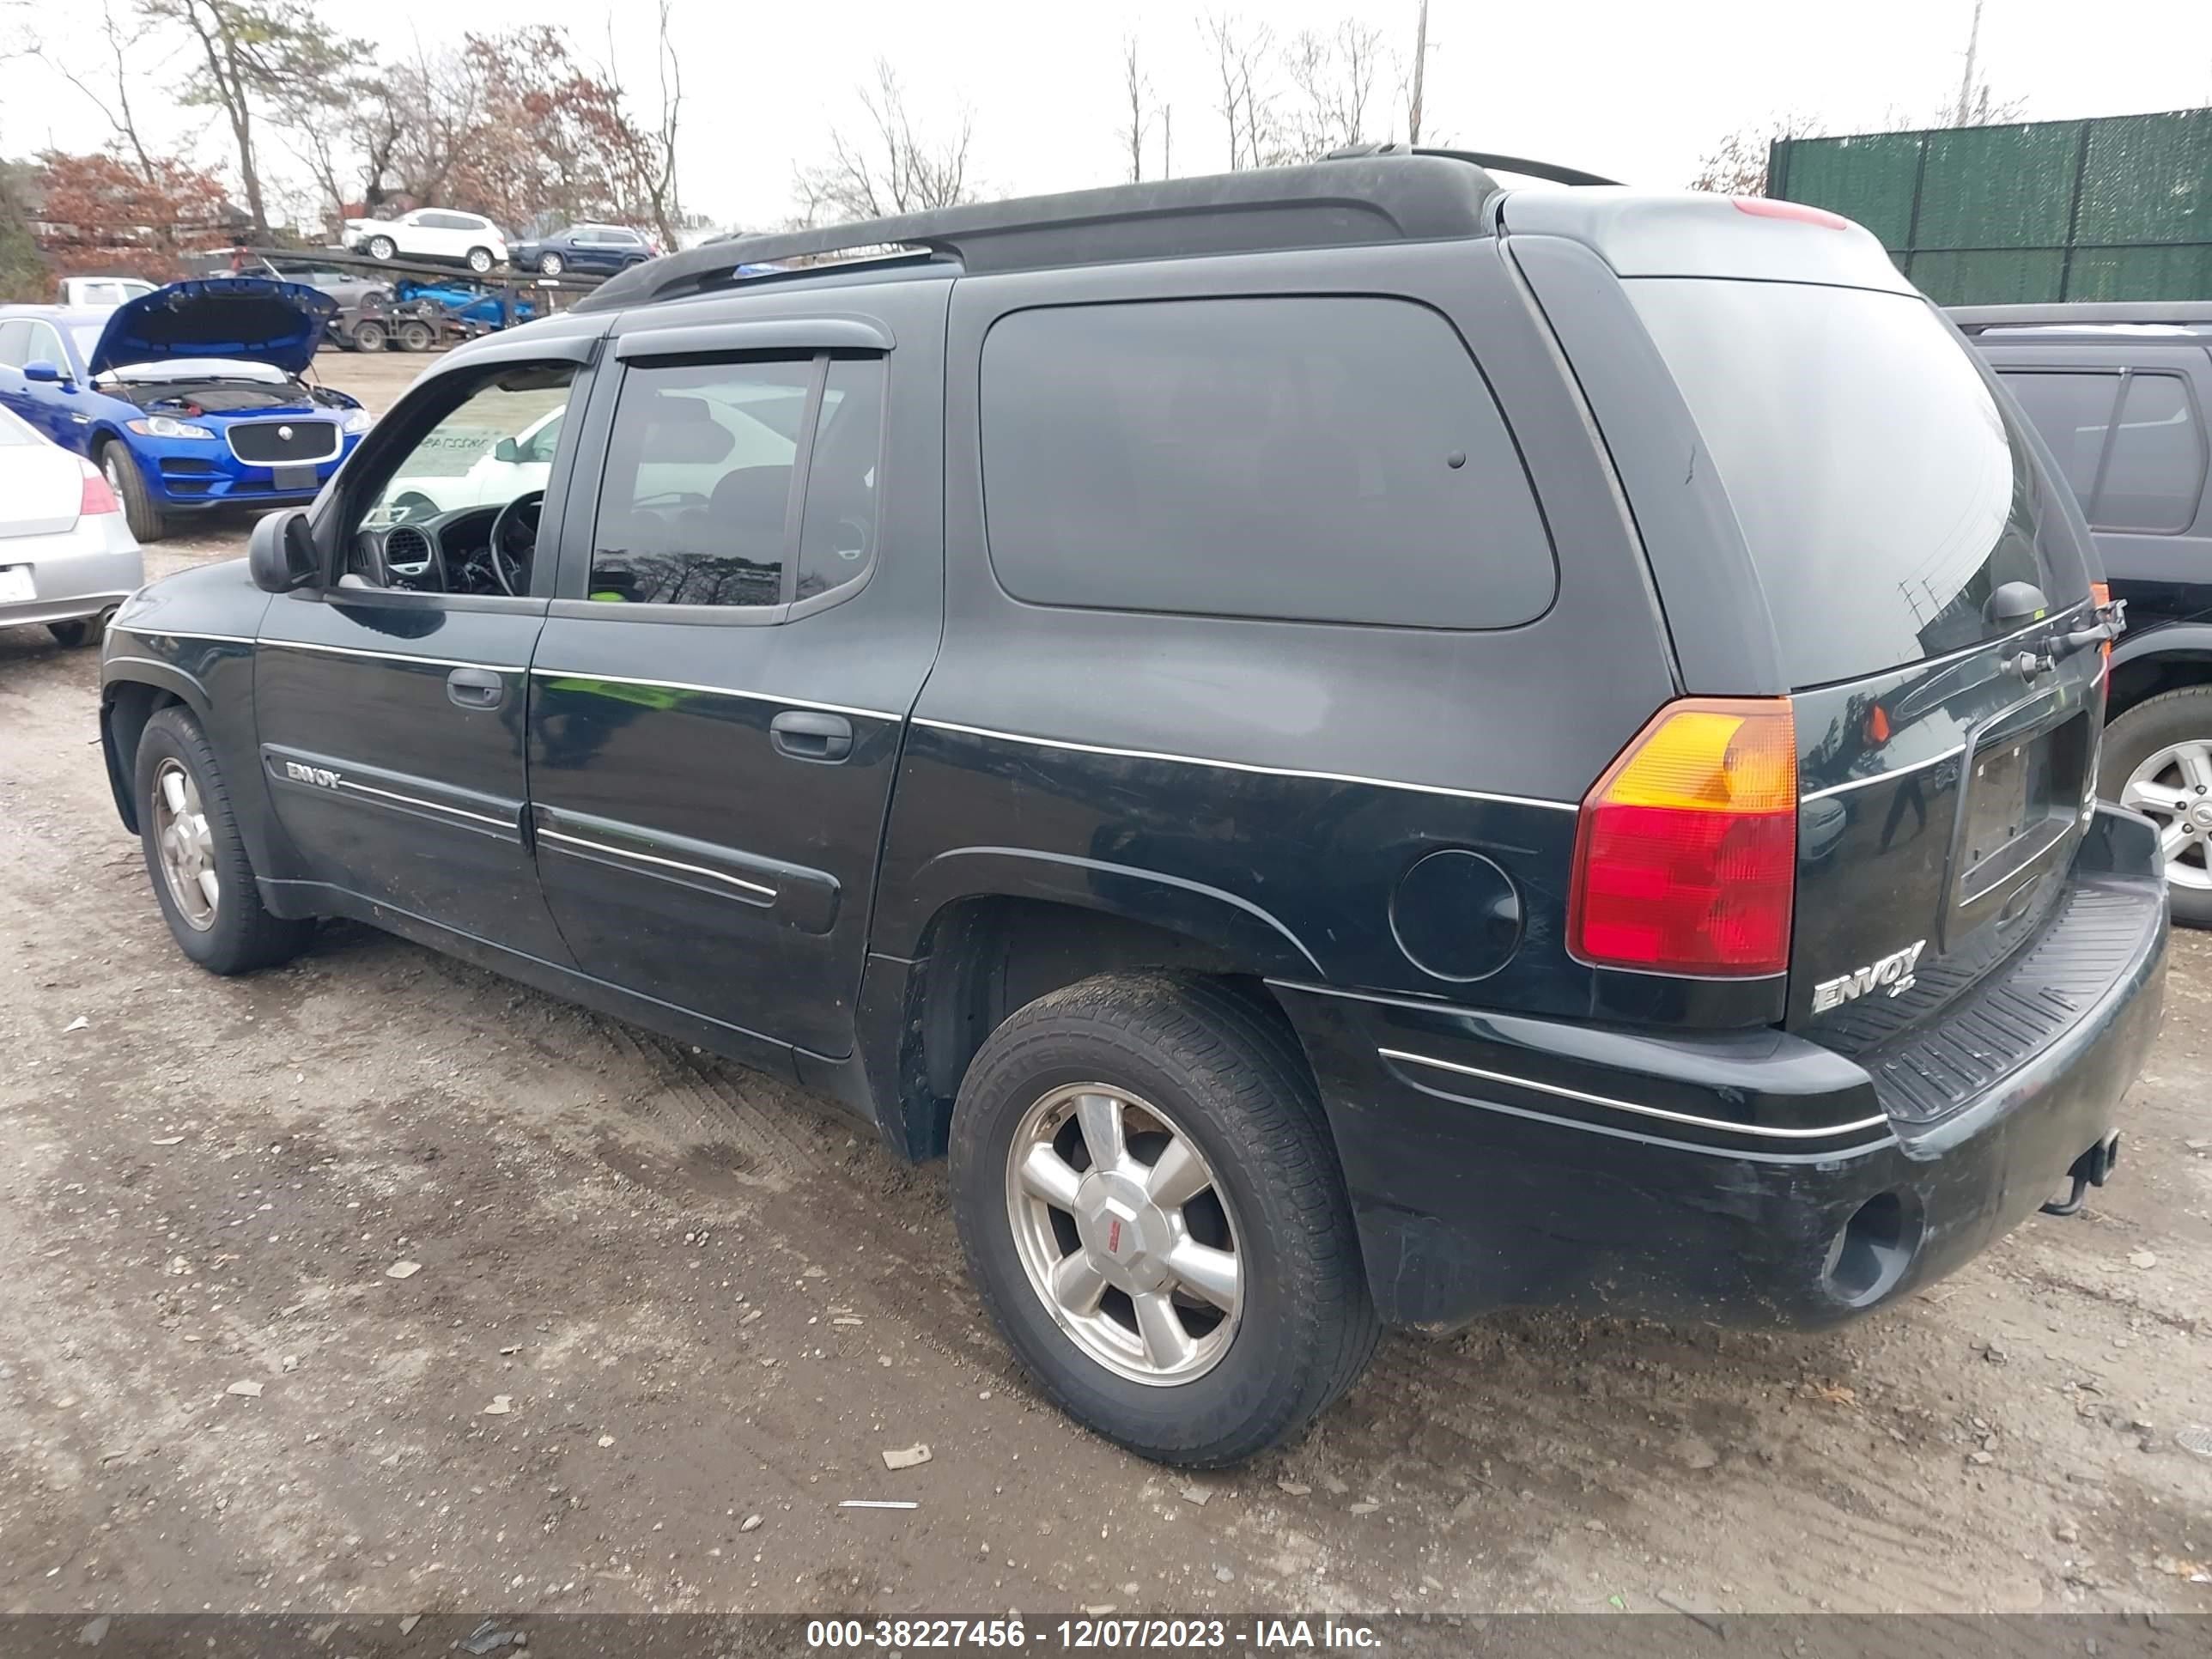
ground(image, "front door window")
xmin=351 ymin=367 xmax=574 ymax=597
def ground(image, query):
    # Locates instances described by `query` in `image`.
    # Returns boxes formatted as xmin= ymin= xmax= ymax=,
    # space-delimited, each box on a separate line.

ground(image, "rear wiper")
xmin=2002 ymin=596 xmax=2127 ymax=680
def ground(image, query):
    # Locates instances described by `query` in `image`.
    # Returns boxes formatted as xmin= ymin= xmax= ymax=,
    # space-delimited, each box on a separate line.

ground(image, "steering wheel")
xmin=488 ymin=489 xmax=545 ymax=598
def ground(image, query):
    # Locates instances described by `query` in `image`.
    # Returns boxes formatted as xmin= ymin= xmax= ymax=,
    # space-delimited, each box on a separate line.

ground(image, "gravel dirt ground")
xmin=1 ymin=349 xmax=2209 ymax=1621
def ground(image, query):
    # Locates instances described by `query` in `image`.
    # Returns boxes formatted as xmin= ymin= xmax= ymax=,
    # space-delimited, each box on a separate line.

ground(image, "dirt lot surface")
xmin=2 ymin=350 xmax=2209 ymax=1620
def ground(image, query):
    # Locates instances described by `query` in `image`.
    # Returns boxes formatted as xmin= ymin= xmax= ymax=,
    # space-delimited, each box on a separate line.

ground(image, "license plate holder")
xmin=272 ymin=463 xmax=319 ymax=492
xmin=0 ymin=566 xmax=33 ymax=605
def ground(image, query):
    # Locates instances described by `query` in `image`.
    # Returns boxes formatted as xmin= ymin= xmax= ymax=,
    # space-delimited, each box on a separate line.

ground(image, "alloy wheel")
xmin=1005 ymin=1083 xmax=1243 ymax=1385
xmin=151 ymin=758 xmax=218 ymax=930
xmin=2122 ymin=739 xmax=2212 ymax=891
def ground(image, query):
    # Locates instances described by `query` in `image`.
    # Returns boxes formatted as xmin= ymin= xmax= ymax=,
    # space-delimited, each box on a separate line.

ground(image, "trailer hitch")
xmin=2041 ymin=1133 xmax=2120 ymax=1217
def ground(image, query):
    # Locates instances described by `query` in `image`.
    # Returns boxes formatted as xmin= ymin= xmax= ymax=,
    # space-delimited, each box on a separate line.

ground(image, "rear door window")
xmin=2097 ymin=374 xmax=2205 ymax=532
xmin=1998 ymin=371 xmax=2121 ymax=503
xmin=979 ymin=295 xmax=1555 ymax=629
xmin=1628 ymin=279 xmax=2090 ymax=688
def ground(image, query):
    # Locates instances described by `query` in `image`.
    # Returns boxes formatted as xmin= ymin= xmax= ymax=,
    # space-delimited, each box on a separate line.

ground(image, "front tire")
xmin=2102 ymin=686 xmax=2212 ymax=927
xmin=466 ymin=246 xmax=495 ymax=273
xmin=135 ymin=708 xmax=315 ymax=975
xmin=99 ymin=441 xmax=165 ymax=544
xmin=949 ymin=974 xmax=1378 ymax=1467
xmin=396 ymin=318 xmax=434 ymax=352
xmin=350 ymin=318 xmax=387 ymax=353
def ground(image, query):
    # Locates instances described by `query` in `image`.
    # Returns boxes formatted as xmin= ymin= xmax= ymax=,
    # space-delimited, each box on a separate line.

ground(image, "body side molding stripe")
xmin=1377 ymin=1046 xmax=1892 ymax=1140
xmin=912 ymin=718 xmax=1582 ymax=811
xmin=536 ymin=828 xmax=779 ymax=901
xmin=528 ymin=666 xmax=897 ymax=723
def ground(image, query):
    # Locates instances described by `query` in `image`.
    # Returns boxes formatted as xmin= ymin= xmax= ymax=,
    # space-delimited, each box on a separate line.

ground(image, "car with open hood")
xmin=0 ymin=278 xmax=373 ymax=543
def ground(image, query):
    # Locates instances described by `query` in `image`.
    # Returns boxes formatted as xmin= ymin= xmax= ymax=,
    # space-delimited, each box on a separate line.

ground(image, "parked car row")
xmin=83 ymin=156 xmax=2167 ymax=1469
xmin=343 ymin=211 xmax=661 ymax=276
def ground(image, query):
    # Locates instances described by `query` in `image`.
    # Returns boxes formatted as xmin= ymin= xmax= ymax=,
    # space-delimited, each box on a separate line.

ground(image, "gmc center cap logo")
xmin=1104 ymin=1218 xmax=1126 ymax=1257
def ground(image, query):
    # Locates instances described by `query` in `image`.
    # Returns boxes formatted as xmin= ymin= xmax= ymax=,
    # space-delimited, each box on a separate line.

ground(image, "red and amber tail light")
xmin=1567 ymin=697 xmax=1798 ymax=977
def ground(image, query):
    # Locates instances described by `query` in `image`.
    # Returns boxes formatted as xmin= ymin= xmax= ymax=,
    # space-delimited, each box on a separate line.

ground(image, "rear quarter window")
xmin=2098 ymin=374 xmax=2206 ymax=532
xmin=979 ymin=295 xmax=1556 ymax=629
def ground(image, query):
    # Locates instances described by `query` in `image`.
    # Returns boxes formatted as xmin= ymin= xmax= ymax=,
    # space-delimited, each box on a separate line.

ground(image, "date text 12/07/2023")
xmin=801 ymin=1618 xmax=1384 ymax=1650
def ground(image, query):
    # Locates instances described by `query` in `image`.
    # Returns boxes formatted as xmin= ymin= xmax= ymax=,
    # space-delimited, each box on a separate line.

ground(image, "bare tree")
xmin=1118 ymin=34 xmax=1150 ymax=183
xmin=623 ymin=0 xmax=684 ymax=247
xmin=40 ymin=6 xmax=161 ymax=183
xmin=1688 ymin=114 xmax=1826 ymax=196
xmin=1407 ymin=0 xmax=1430 ymax=145
xmin=1201 ymin=12 xmax=1279 ymax=171
xmin=794 ymin=59 xmax=975 ymax=224
xmin=139 ymin=0 xmax=370 ymax=239
xmin=1284 ymin=19 xmax=1387 ymax=160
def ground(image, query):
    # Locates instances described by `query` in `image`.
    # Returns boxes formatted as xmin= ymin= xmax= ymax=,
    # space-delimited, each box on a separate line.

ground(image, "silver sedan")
xmin=0 ymin=403 xmax=143 ymax=647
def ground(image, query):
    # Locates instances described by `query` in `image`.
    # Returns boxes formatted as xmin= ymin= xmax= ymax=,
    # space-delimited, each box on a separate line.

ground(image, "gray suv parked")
xmin=1961 ymin=303 xmax=2212 ymax=921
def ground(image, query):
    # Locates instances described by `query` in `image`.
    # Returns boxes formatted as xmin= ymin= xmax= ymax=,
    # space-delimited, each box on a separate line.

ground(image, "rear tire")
xmin=2101 ymin=686 xmax=2212 ymax=927
xmin=99 ymin=441 xmax=165 ymax=544
xmin=949 ymin=973 xmax=1378 ymax=1467
xmin=350 ymin=319 xmax=387 ymax=353
xmin=465 ymin=246 xmax=494 ymax=273
xmin=538 ymin=252 xmax=564 ymax=276
xmin=366 ymin=235 xmax=396 ymax=261
xmin=47 ymin=611 xmax=110 ymax=648
xmin=396 ymin=319 xmax=434 ymax=352
xmin=135 ymin=707 xmax=314 ymax=975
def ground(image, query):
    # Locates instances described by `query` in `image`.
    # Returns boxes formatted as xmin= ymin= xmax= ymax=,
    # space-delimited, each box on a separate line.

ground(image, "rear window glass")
xmin=1628 ymin=279 xmax=2088 ymax=688
xmin=980 ymin=296 xmax=1555 ymax=629
xmin=2098 ymin=374 xmax=2204 ymax=533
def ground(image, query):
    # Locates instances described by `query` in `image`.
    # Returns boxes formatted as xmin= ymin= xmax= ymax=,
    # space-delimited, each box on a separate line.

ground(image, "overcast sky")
xmin=3 ymin=0 xmax=2209 ymax=228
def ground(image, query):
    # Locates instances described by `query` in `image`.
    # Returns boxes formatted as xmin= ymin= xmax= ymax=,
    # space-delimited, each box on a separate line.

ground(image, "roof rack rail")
xmin=1324 ymin=143 xmax=1622 ymax=188
xmin=574 ymin=155 xmax=1508 ymax=314
xmin=1950 ymin=300 xmax=2212 ymax=332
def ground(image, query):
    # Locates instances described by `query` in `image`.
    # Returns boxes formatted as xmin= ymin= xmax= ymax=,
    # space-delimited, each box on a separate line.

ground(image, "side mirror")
xmin=492 ymin=435 xmax=523 ymax=464
xmin=23 ymin=360 xmax=64 ymax=385
xmin=248 ymin=508 xmax=320 ymax=593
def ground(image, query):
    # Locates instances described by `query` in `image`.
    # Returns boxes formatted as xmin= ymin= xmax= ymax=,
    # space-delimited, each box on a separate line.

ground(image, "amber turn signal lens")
xmin=1567 ymin=698 xmax=1798 ymax=977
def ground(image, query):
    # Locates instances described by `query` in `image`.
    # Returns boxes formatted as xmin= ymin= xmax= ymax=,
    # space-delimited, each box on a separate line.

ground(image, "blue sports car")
xmin=0 ymin=278 xmax=372 ymax=543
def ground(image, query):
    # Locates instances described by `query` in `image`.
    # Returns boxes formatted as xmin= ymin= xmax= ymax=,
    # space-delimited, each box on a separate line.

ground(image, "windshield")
xmin=1627 ymin=279 xmax=2090 ymax=689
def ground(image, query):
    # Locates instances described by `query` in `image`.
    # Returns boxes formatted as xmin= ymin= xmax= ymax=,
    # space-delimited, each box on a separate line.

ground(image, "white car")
xmin=0 ymin=403 xmax=143 ymax=647
xmin=57 ymin=276 xmax=156 ymax=308
xmin=344 ymin=209 xmax=508 ymax=273
xmin=373 ymin=405 xmax=566 ymax=524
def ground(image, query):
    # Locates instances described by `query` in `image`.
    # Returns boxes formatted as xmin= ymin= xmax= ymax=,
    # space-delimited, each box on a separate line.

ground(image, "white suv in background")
xmin=344 ymin=210 xmax=508 ymax=273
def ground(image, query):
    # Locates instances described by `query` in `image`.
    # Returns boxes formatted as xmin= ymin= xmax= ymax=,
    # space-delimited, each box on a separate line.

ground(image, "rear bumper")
xmin=0 ymin=534 xmax=143 ymax=628
xmin=1274 ymin=805 xmax=2168 ymax=1331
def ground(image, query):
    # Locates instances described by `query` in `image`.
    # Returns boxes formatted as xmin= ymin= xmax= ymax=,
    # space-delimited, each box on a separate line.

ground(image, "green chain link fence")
xmin=1768 ymin=107 xmax=2209 ymax=304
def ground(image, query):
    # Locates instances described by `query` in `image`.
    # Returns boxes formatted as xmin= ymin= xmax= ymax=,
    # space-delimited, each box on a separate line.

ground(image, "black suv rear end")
xmin=101 ymin=152 xmax=2166 ymax=1467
